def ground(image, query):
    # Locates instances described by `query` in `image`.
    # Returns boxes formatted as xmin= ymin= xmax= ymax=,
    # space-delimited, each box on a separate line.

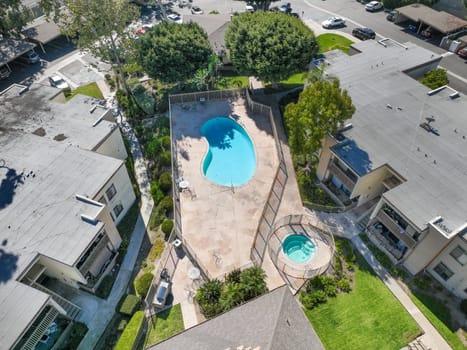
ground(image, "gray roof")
xmin=22 ymin=18 xmax=62 ymax=44
xmin=0 ymin=38 xmax=36 ymax=66
xmin=326 ymin=39 xmax=467 ymax=232
xmin=0 ymin=84 xmax=123 ymax=348
xmin=184 ymin=14 xmax=230 ymax=54
xmin=148 ymin=286 xmax=325 ymax=350
xmin=0 ymin=83 xmax=115 ymax=151
xmin=397 ymin=4 xmax=467 ymax=33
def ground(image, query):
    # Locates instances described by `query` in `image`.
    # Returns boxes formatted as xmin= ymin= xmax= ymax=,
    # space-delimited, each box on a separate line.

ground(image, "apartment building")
xmin=0 ymin=84 xmax=136 ymax=349
xmin=316 ymin=39 xmax=467 ymax=298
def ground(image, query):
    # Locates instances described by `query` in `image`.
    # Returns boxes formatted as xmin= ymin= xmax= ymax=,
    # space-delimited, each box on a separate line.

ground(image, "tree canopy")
xmin=138 ymin=22 xmax=212 ymax=84
xmin=225 ymin=12 xmax=317 ymax=82
xmin=284 ymin=79 xmax=355 ymax=157
xmin=0 ymin=0 xmax=32 ymax=38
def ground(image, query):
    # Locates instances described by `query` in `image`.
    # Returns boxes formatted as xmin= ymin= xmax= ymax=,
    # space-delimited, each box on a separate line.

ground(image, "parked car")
xmin=134 ymin=28 xmax=147 ymax=35
xmin=352 ymin=27 xmax=376 ymax=40
xmin=386 ymin=10 xmax=398 ymax=21
xmin=153 ymin=280 xmax=171 ymax=308
xmin=457 ymin=47 xmax=467 ymax=59
xmin=191 ymin=6 xmax=203 ymax=14
xmin=290 ymin=12 xmax=299 ymax=18
xmin=279 ymin=2 xmax=292 ymax=13
xmin=0 ymin=65 xmax=11 ymax=80
xmin=48 ymin=75 xmax=70 ymax=90
xmin=322 ymin=17 xmax=346 ymax=29
xmin=167 ymin=13 xmax=183 ymax=23
xmin=365 ymin=1 xmax=383 ymax=12
xmin=18 ymin=50 xmax=40 ymax=64
xmin=245 ymin=3 xmax=256 ymax=12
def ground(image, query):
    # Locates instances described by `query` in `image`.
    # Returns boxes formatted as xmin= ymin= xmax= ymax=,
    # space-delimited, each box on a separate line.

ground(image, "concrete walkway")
xmin=77 ymin=88 xmax=154 ymax=349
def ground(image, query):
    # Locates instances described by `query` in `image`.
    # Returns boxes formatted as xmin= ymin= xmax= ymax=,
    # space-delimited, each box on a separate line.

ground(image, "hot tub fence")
xmin=168 ymin=88 xmax=245 ymax=104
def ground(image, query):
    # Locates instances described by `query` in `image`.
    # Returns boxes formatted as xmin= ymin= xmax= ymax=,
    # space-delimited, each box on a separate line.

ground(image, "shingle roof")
xmin=148 ymin=286 xmax=324 ymax=350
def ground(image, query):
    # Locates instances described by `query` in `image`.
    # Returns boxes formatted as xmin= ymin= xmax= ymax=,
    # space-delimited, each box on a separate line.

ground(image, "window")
xmin=113 ymin=203 xmax=124 ymax=218
xmin=98 ymin=196 xmax=107 ymax=205
xmin=106 ymin=184 xmax=117 ymax=201
xmin=433 ymin=262 xmax=454 ymax=281
xmin=450 ymin=246 xmax=467 ymax=266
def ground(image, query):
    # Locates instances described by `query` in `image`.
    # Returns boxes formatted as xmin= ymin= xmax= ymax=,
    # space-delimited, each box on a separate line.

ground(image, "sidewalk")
xmin=77 ymin=86 xmax=154 ymax=349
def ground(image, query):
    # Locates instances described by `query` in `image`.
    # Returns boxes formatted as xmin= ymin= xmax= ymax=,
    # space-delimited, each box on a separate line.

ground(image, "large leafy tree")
xmin=138 ymin=22 xmax=212 ymax=84
xmin=0 ymin=0 xmax=32 ymax=37
xmin=284 ymin=79 xmax=355 ymax=158
xmin=58 ymin=0 xmax=139 ymax=93
xmin=225 ymin=12 xmax=317 ymax=83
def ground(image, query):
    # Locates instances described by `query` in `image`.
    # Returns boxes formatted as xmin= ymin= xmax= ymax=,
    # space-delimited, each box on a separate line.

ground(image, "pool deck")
xmin=172 ymin=97 xmax=285 ymax=284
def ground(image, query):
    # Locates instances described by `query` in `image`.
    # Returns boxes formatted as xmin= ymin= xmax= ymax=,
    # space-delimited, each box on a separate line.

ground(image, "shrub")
xmin=346 ymin=262 xmax=355 ymax=271
xmin=160 ymin=195 xmax=173 ymax=213
xmin=324 ymin=284 xmax=337 ymax=297
xmin=118 ymin=294 xmax=141 ymax=316
xmin=239 ymin=266 xmax=268 ymax=299
xmin=413 ymin=275 xmax=432 ymax=291
xmin=149 ymin=239 xmax=165 ymax=261
xmin=460 ymin=299 xmax=467 ymax=315
xmin=209 ymin=9 xmax=219 ymax=14
xmin=161 ymin=219 xmax=174 ymax=236
xmin=134 ymin=273 xmax=153 ymax=298
xmin=114 ymin=311 xmax=145 ymax=350
xmin=159 ymin=151 xmax=172 ymax=167
xmin=96 ymin=275 xmax=115 ymax=299
xmin=225 ymin=268 xmax=242 ymax=284
xmin=150 ymin=181 xmax=164 ymax=203
xmin=158 ymin=172 xmax=172 ymax=193
xmin=337 ymin=278 xmax=352 ymax=293
xmin=420 ymin=68 xmax=449 ymax=89
xmin=196 ymin=279 xmax=224 ymax=317
xmin=117 ymin=319 xmax=128 ymax=331
xmin=301 ymin=290 xmax=327 ymax=309
xmin=308 ymin=275 xmax=337 ymax=291
xmin=149 ymin=205 xmax=167 ymax=230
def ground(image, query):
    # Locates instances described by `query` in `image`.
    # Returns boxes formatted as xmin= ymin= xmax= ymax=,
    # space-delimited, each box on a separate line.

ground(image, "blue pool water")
xmin=282 ymin=234 xmax=316 ymax=263
xmin=201 ymin=117 xmax=256 ymax=186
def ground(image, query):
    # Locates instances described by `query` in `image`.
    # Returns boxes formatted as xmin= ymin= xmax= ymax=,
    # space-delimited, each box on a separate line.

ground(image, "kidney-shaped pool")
xmin=201 ymin=116 xmax=256 ymax=187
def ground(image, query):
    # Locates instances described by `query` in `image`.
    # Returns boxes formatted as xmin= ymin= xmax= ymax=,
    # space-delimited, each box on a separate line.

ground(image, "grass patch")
xmin=148 ymin=239 xmax=165 ymax=262
xmin=410 ymin=292 xmax=465 ymax=350
xmin=59 ymin=322 xmax=88 ymax=349
xmin=66 ymin=82 xmax=104 ymax=101
xmin=264 ymin=71 xmax=308 ymax=94
xmin=216 ymin=71 xmax=249 ymax=89
xmin=95 ymin=275 xmax=116 ymax=299
xmin=144 ymin=304 xmax=184 ymax=347
xmin=304 ymin=255 xmax=421 ymax=350
xmin=317 ymin=33 xmax=353 ymax=54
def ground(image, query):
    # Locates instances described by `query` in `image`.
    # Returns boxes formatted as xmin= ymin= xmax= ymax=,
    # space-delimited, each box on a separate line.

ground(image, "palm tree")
xmin=195 ymin=279 xmax=222 ymax=304
xmin=194 ymin=68 xmax=209 ymax=91
xmin=220 ymin=282 xmax=244 ymax=311
xmin=239 ymin=267 xmax=268 ymax=300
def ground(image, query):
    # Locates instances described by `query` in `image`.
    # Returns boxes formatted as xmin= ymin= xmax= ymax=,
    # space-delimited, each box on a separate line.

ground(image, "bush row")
xmin=118 ymin=294 xmax=142 ymax=316
xmin=134 ymin=272 xmax=154 ymax=298
xmin=114 ymin=311 xmax=145 ymax=350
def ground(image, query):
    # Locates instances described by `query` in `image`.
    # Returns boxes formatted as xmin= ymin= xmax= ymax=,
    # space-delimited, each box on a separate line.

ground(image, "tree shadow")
xmin=0 ymin=166 xmax=24 ymax=210
xmin=0 ymin=240 xmax=19 ymax=284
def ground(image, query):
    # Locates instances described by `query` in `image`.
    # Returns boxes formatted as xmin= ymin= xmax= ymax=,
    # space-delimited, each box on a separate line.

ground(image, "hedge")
xmin=161 ymin=219 xmax=174 ymax=236
xmin=158 ymin=172 xmax=172 ymax=193
xmin=114 ymin=311 xmax=145 ymax=350
xmin=118 ymin=294 xmax=141 ymax=316
xmin=134 ymin=272 xmax=153 ymax=298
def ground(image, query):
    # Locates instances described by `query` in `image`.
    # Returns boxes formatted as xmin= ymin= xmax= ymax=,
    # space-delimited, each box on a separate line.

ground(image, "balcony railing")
xmin=376 ymin=211 xmax=416 ymax=248
xmin=20 ymin=307 xmax=59 ymax=350
xmin=367 ymin=226 xmax=404 ymax=261
xmin=78 ymin=235 xmax=111 ymax=275
xmin=328 ymin=161 xmax=356 ymax=191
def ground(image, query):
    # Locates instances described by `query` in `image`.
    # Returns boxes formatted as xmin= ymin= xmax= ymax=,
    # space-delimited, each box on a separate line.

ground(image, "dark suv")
xmin=352 ymin=27 xmax=376 ymax=40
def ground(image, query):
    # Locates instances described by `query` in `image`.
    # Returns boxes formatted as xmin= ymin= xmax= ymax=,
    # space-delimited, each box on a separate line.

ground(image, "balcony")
xmin=15 ymin=306 xmax=59 ymax=350
xmin=367 ymin=224 xmax=407 ymax=261
xmin=376 ymin=210 xmax=416 ymax=248
xmin=328 ymin=161 xmax=357 ymax=192
xmin=382 ymin=175 xmax=402 ymax=190
xmin=77 ymin=234 xmax=112 ymax=275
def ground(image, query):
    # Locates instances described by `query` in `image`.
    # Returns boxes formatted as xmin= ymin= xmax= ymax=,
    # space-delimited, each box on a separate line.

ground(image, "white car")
xmin=48 ymin=75 xmax=69 ymax=90
xmin=191 ymin=6 xmax=203 ymax=14
xmin=365 ymin=1 xmax=383 ymax=12
xmin=167 ymin=14 xmax=183 ymax=24
xmin=245 ymin=4 xmax=256 ymax=12
xmin=153 ymin=281 xmax=171 ymax=308
xmin=321 ymin=17 xmax=346 ymax=29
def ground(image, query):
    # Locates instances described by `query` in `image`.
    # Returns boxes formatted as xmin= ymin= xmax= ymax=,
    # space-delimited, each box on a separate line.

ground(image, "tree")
xmin=420 ymin=68 xmax=449 ymax=90
xmin=0 ymin=0 xmax=32 ymax=37
xmin=59 ymin=0 xmax=139 ymax=94
xmin=219 ymin=282 xmax=244 ymax=311
xmin=284 ymin=79 xmax=355 ymax=159
xmin=138 ymin=22 xmax=212 ymax=84
xmin=225 ymin=12 xmax=317 ymax=83
xmin=239 ymin=266 xmax=268 ymax=300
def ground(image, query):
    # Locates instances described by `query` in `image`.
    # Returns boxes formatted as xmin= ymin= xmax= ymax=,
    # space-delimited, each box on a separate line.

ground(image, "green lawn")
xmin=304 ymin=255 xmax=421 ymax=350
xmin=410 ymin=292 xmax=465 ymax=350
xmin=216 ymin=71 xmax=249 ymax=89
xmin=263 ymin=71 xmax=308 ymax=94
xmin=144 ymin=304 xmax=184 ymax=347
xmin=317 ymin=33 xmax=354 ymax=54
xmin=66 ymin=82 xmax=104 ymax=101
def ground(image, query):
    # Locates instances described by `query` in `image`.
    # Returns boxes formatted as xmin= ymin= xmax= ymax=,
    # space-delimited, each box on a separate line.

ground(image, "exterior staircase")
xmin=404 ymin=338 xmax=431 ymax=350
xmin=21 ymin=307 xmax=59 ymax=350
xmin=31 ymin=282 xmax=81 ymax=320
xmin=356 ymin=213 xmax=370 ymax=231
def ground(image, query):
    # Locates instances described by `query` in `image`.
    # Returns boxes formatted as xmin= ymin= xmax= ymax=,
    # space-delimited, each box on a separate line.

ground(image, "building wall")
xmin=93 ymin=164 xmax=136 ymax=225
xmin=428 ymin=235 xmax=467 ymax=298
xmin=351 ymin=165 xmax=389 ymax=205
xmin=403 ymin=226 xmax=450 ymax=274
xmin=38 ymin=255 xmax=86 ymax=288
xmin=96 ymin=206 xmax=122 ymax=250
xmin=403 ymin=58 xmax=442 ymax=80
xmin=95 ymin=126 xmax=128 ymax=161
xmin=316 ymin=135 xmax=337 ymax=181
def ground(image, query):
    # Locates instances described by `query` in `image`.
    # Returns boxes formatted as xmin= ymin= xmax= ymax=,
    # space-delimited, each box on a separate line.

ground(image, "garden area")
xmin=360 ymin=234 xmax=467 ymax=350
xmin=317 ymin=33 xmax=354 ymax=54
xmin=303 ymin=238 xmax=421 ymax=350
xmin=144 ymin=304 xmax=185 ymax=347
xmin=65 ymin=82 xmax=105 ymax=101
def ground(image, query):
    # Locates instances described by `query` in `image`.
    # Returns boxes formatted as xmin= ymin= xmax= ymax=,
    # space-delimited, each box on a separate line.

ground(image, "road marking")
xmin=440 ymin=52 xmax=453 ymax=58
xmin=442 ymin=68 xmax=467 ymax=85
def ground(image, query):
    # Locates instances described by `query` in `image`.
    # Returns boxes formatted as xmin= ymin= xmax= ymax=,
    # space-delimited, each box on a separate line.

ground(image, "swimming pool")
xmin=201 ymin=117 xmax=256 ymax=186
xmin=282 ymin=234 xmax=316 ymax=264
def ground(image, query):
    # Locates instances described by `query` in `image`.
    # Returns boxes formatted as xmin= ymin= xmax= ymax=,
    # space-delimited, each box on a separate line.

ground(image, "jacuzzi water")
xmin=282 ymin=234 xmax=316 ymax=263
xmin=201 ymin=116 xmax=256 ymax=186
